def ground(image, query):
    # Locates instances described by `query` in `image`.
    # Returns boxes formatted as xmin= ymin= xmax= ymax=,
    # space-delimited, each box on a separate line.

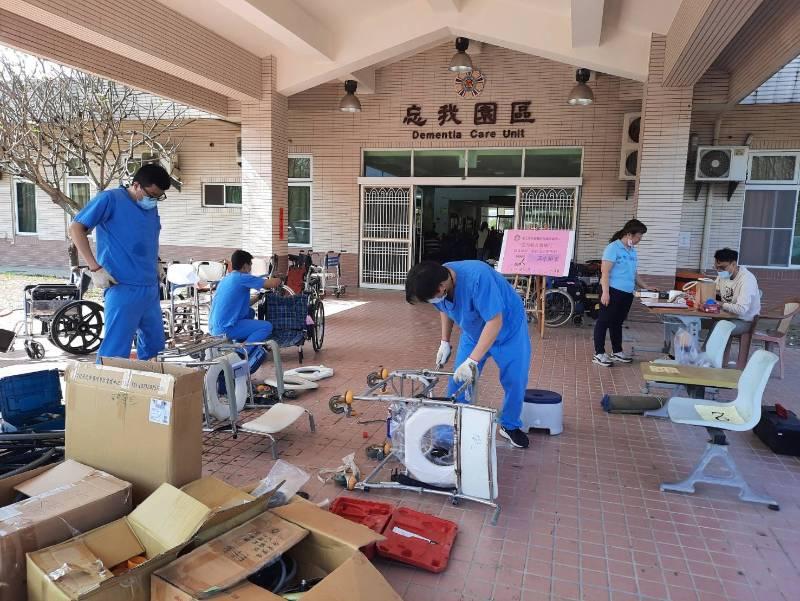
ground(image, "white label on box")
xmin=149 ymin=398 xmax=172 ymax=425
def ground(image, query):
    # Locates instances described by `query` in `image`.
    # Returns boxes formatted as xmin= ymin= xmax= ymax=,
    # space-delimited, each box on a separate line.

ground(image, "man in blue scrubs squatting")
xmin=69 ymin=164 xmax=171 ymax=360
xmin=209 ymin=250 xmax=281 ymax=371
xmin=405 ymin=260 xmax=531 ymax=448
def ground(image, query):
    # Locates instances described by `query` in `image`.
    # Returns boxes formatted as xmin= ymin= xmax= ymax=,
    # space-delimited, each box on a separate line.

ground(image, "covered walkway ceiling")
xmin=0 ymin=0 xmax=798 ymax=118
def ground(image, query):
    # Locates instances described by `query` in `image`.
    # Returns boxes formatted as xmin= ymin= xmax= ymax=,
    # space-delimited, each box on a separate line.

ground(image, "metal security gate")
xmin=516 ymin=186 xmax=579 ymax=230
xmin=360 ymin=185 xmax=413 ymax=289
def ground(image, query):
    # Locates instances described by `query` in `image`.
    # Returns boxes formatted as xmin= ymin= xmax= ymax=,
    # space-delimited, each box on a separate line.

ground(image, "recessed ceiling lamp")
xmin=339 ymin=80 xmax=361 ymax=112
xmin=567 ymin=68 xmax=594 ymax=106
xmin=448 ymin=37 xmax=473 ymax=72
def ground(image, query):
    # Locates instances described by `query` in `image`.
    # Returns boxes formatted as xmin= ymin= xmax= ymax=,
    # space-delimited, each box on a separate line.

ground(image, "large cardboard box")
xmin=26 ymin=478 xmax=272 ymax=601
xmin=151 ymin=499 xmax=403 ymax=601
xmin=65 ymin=359 xmax=205 ymax=502
xmin=0 ymin=460 xmax=132 ymax=601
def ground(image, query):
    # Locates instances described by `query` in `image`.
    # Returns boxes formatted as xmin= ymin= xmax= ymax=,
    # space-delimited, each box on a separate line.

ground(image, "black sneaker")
xmin=499 ymin=427 xmax=529 ymax=448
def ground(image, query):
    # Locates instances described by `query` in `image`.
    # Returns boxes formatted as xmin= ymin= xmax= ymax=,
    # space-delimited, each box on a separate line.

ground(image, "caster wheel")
xmin=363 ymin=486 xmax=371 ymax=493
xmin=283 ymin=389 xmax=299 ymax=400
xmin=366 ymin=372 xmax=381 ymax=387
xmin=329 ymin=394 xmax=346 ymax=414
xmin=573 ymin=316 xmax=583 ymax=326
xmin=769 ymin=504 xmax=780 ymax=511
xmin=450 ymin=497 xmax=460 ymax=506
xmin=25 ymin=340 xmax=45 ymax=360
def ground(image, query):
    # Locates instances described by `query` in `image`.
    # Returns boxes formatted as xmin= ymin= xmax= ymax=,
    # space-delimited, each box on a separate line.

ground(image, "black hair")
xmin=405 ymin=261 xmax=449 ymax=304
xmin=133 ymin=163 xmax=172 ymax=192
xmin=610 ymin=219 xmax=647 ymax=242
xmin=480 ymin=221 xmax=488 ymax=231
xmin=231 ymin=249 xmax=254 ymax=271
xmin=714 ymin=248 xmax=739 ymax=263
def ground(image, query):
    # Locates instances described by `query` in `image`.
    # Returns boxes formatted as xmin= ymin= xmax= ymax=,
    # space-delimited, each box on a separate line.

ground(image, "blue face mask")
xmin=717 ymin=271 xmax=731 ymax=280
xmin=138 ymin=197 xmax=158 ymax=210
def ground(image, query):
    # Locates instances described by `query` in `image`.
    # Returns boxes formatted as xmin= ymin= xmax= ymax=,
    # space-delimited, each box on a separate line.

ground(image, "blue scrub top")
xmin=437 ymin=261 xmax=526 ymax=345
xmin=74 ymin=187 xmax=161 ymax=286
xmin=602 ymin=239 xmax=638 ymax=293
xmin=209 ymin=271 xmax=265 ymax=333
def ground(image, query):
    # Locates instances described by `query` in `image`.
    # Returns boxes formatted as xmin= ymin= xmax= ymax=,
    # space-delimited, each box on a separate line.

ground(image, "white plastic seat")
xmin=240 ymin=403 xmax=315 ymax=459
xmin=193 ymin=260 xmax=227 ymax=284
xmin=660 ymin=349 xmax=779 ymax=508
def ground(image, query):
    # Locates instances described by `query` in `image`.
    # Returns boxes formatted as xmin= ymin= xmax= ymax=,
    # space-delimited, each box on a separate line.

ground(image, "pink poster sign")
xmin=498 ymin=229 xmax=575 ymax=276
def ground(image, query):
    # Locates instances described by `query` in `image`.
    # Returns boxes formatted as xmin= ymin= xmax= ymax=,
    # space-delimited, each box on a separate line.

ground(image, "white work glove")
xmin=90 ymin=267 xmax=117 ymax=289
xmin=435 ymin=341 xmax=451 ymax=367
xmin=453 ymin=358 xmax=478 ymax=384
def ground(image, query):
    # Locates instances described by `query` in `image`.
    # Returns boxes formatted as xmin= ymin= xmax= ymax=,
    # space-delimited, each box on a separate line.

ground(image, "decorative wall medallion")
xmin=454 ymin=70 xmax=485 ymax=98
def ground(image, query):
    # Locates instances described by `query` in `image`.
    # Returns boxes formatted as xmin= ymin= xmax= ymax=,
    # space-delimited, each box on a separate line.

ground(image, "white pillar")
xmin=635 ymin=35 xmax=694 ymax=284
xmin=240 ymin=57 xmax=288 ymax=258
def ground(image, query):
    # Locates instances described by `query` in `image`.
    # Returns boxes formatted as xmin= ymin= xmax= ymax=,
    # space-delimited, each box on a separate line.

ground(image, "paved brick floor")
xmin=202 ymin=289 xmax=800 ymax=601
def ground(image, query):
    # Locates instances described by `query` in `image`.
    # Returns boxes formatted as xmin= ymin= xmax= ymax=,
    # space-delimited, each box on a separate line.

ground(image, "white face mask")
xmin=428 ymin=295 xmax=446 ymax=304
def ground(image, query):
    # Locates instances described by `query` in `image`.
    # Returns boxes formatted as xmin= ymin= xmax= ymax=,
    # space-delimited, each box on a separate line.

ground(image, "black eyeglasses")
xmin=135 ymin=182 xmax=166 ymax=201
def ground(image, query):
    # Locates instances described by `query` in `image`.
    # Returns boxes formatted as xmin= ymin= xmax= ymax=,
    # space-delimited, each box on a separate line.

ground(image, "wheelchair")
xmin=2 ymin=267 xmax=104 ymax=359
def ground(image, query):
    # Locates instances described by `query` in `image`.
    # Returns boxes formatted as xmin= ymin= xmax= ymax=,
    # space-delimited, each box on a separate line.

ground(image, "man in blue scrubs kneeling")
xmin=70 ymin=164 xmax=171 ymax=360
xmin=406 ymin=260 xmax=531 ymax=449
xmin=209 ymin=250 xmax=281 ymax=371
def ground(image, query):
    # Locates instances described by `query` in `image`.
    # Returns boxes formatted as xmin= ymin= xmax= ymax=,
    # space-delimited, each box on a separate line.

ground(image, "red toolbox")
xmin=329 ymin=496 xmax=395 ymax=559
xmin=376 ymin=507 xmax=458 ymax=572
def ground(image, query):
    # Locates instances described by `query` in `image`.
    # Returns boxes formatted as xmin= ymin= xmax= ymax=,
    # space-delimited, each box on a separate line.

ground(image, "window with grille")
xmin=203 ymin=184 xmax=242 ymax=207
xmin=517 ymin=187 xmax=577 ymax=230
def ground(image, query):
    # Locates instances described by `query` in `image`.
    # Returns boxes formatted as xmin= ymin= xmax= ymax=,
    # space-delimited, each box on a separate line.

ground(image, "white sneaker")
xmin=610 ymin=351 xmax=633 ymax=363
xmin=593 ymin=353 xmax=613 ymax=367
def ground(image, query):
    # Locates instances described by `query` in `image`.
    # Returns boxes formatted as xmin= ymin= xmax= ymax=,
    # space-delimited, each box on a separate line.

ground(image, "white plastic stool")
xmin=240 ymin=403 xmax=315 ymax=459
xmin=520 ymin=389 xmax=563 ymax=435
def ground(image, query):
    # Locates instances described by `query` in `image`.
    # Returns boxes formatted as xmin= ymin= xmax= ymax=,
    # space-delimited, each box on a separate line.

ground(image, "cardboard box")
xmin=151 ymin=499 xmax=403 ymax=601
xmin=64 ymin=359 xmax=205 ymax=502
xmin=0 ymin=460 xmax=132 ymax=601
xmin=26 ymin=478 xmax=272 ymax=601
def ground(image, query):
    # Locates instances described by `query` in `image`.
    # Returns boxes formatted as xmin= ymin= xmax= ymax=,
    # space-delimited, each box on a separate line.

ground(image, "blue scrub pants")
xmin=98 ymin=284 xmax=165 ymax=360
xmin=220 ymin=310 xmax=273 ymax=373
xmin=446 ymin=324 xmax=531 ymax=430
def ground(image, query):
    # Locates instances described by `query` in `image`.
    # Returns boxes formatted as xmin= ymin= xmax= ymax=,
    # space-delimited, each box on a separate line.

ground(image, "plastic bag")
xmin=251 ymin=460 xmax=310 ymax=507
xmin=672 ymin=328 xmax=713 ymax=368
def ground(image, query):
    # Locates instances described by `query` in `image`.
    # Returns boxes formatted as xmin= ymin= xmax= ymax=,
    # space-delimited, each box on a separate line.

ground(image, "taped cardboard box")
xmin=0 ymin=460 xmax=133 ymax=601
xmin=65 ymin=358 xmax=204 ymax=502
xmin=151 ymin=498 xmax=403 ymax=601
xmin=26 ymin=477 xmax=273 ymax=601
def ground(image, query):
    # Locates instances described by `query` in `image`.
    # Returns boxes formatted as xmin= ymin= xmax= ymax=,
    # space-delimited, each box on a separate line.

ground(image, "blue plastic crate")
xmin=0 ymin=369 xmax=64 ymax=431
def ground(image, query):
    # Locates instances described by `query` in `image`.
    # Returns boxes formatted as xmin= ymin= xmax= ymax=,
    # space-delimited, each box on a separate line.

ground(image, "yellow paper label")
xmin=649 ymin=365 xmax=680 ymax=374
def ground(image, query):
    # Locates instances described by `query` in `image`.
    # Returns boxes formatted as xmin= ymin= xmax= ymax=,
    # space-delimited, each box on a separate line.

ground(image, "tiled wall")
xmin=287 ymin=42 xmax=643 ymax=264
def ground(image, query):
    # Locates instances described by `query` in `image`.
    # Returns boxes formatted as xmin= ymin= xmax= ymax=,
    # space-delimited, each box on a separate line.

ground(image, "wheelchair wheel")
xmin=50 ymin=300 xmax=104 ymax=355
xmin=544 ymin=289 xmax=574 ymax=328
xmin=24 ymin=340 xmax=45 ymax=360
xmin=310 ymin=299 xmax=325 ymax=351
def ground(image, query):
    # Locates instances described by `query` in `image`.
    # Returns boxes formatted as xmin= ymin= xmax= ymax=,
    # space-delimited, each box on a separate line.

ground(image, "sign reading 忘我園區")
xmin=403 ymin=101 xmax=535 ymax=140
xmin=498 ymin=229 xmax=575 ymax=277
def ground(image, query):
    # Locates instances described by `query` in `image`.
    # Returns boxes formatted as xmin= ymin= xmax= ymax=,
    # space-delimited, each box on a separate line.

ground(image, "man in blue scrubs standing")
xmin=209 ymin=250 xmax=281 ymax=370
xmin=406 ymin=260 xmax=531 ymax=448
xmin=69 ymin=164 xmax=171 ymax=360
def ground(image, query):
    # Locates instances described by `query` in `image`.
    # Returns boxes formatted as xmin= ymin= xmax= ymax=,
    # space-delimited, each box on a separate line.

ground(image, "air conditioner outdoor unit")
xmin=618 ymin=112 xmax=641 ymax=181
xmin=694 ymin=146 xmax=748 ymax=181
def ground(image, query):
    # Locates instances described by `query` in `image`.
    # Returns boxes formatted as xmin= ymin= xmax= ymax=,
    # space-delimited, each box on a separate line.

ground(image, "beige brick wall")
xmin=287 ymin=42 xmax=642 ymax=264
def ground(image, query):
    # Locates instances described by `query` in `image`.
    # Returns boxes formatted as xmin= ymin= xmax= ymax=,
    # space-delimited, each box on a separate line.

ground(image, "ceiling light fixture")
xmin=567 ymin=68 xmax=594 ymax=106
xmin=339 ymin=80 xmax=361 ymax=112
xmin=448 ymin=37 xmax=473 ymax=72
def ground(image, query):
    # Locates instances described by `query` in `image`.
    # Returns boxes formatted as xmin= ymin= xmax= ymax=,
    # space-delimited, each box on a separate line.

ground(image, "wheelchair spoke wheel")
xmin=543 ymin=289 xmax=574 ymax=328
xmin=50 ymin=300 xmax=104 ymax=355
xmin=311 ymin=300 xmax=325 ymax=351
